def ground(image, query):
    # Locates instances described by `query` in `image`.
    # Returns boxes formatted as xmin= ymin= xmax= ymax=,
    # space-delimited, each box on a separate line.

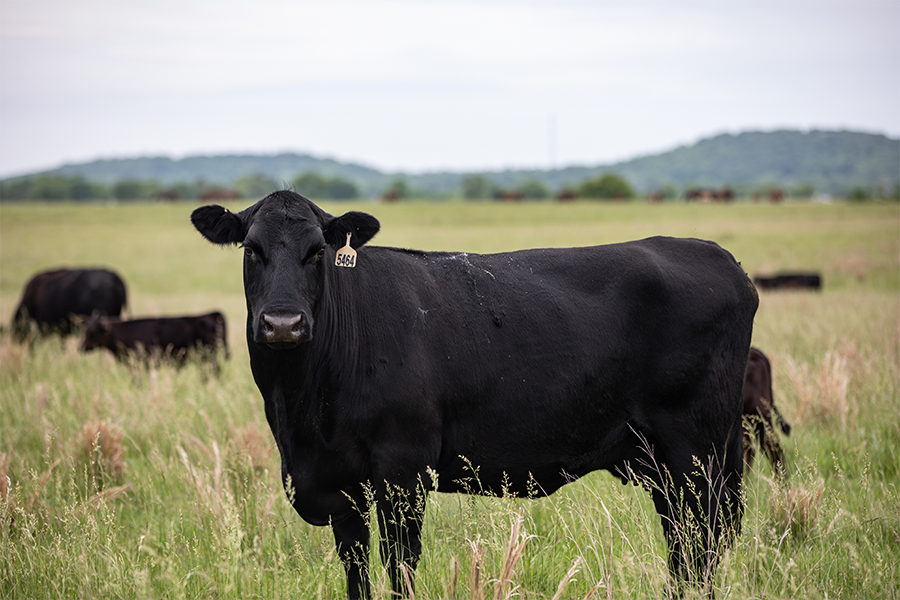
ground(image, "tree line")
xmin=2 ymin=170 xmax=896 ymax=202
xmin=0 ymin=172 xmax=363 ymax=202
xmin=0 ymin=171 xmax=641 ymax=202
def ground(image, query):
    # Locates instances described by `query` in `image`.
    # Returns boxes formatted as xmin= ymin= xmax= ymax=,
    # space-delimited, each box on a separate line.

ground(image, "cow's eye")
xmin=316 ymin=248 xmax=326 ymax=260
xmin=241 ymin=244 xmax=256 ymax=260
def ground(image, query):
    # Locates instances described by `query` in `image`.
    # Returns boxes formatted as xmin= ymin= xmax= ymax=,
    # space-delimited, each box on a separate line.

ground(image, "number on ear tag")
xmin=335 ymin=232 xmax=357 ymax=268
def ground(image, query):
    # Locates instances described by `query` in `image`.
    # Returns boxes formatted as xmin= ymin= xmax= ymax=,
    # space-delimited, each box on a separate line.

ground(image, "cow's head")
xmin=191 ymin=191 xmax=379 ymax=348
xmin=81 ymin=316 xmax=115 ymax=352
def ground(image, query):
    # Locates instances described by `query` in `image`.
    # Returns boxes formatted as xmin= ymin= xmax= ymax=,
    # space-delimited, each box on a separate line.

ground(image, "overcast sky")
xmin=1 ymin=0 xmax=898 ymax=178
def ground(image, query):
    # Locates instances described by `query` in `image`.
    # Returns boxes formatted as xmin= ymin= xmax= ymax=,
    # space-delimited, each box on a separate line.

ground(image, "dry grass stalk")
xmin=786 ymin=351 xmax=855 ymax=429
xmin=35 ymin=383 xmax=49 ymax=416
xmin=80 ymin=420 xmax=125 ymax=488
xmin=401 ymin=562 xmax=416 ymax=600
xmin=177 ymin=442 xmax=231 ymax=519
xmin=833 ymin=251 xmax=868 ymax=281
xmin=581 ymin=582 xmax=604 ymax=600
xmin=68 ymin=484 xmax=133 ymax=518
xmin=28 ymin=458 xmax=61 ymax=512
xmin=493 ymin=512 xmax=533 ymax=600
xmin=229 ymin=422 xmax=273 ymax=476
xmin=88 ymin=483 xmax=131 ymax=508
xmin=769 ymin=477 xmax=825 ymax=541
xmin=0 ymin=342 xmax=26 ymax=378
xmin=0 ymin=453 xmax=14 ymax=523
xmin=468 ymin=538 xmax=486 ymax=600
xmin=0 ymin=453 xmax=10 ymax=504
xmin=447 ymin=556 xmax=460 ymax=599
xmin=551 ymin=557 xmax=582 ymax=600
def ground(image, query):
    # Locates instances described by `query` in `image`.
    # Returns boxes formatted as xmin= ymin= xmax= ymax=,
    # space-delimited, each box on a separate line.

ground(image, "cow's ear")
xmin=323 ymin=211 xmax=380 ymax=249
xmin=191 ymin=205 xmax=245 ymax=245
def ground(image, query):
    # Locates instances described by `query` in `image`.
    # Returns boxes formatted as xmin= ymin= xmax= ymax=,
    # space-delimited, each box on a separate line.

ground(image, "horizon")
xmin=2 ymin=1 xmax=898 ymax=179
xmin=4 ymin=127 xmax=897 ymax=180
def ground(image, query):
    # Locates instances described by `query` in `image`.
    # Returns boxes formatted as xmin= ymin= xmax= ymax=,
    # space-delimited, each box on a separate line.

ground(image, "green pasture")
xmin=1 ymin=200 xmax=898 ymax=598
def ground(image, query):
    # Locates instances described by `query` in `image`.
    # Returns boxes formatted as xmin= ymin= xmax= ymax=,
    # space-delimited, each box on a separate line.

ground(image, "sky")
xmin=0 ymin=0 xmax=898 ymax=178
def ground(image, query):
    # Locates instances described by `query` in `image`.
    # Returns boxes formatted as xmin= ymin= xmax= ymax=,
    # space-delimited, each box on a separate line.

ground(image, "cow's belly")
xmin=432 ymin=398 xmax=636 ymax=498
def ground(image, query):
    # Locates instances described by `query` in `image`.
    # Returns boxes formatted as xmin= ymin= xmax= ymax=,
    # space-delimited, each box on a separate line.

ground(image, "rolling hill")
xmin=2 ymin=129 xmax=898 ymax=199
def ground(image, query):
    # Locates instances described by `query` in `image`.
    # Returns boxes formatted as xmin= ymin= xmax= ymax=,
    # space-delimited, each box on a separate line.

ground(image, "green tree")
xmin=32 ymin=175 xmax=72 ymax=200
xmin=577 ymin=173 xmax=635 ymax=200
xmin=112 ymin=179 xmax=150 ymax=200
xmin=461 ymin=175 xmax=497 ymax=199
xmin=1 ymin=178 xmax=35 ymax=200
xmin=383 ymin=177 xmax=410 ymax=200
xmin=292 ymin=172 xmax=329 ymax=199
xmin=846 ymin=187 xmax=871 ymax=202
xmin=236 ymin=173 xmax=279 ymax=199
xmin=789 ymin=182 xmax=816 ymax=198
xmin=326 ymin=177 xmax=359 ymax=200
xmin=69 ymin=177 xmax=108 ymax=200
xmin=517 ymin=179 xmax=549 ymax=200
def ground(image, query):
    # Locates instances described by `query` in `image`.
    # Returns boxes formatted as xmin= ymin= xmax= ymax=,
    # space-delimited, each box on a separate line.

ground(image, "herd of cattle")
xmin=10 ymin=200 xmax=809 ymax=598
xmin=11 ymin=267 xmax=227 ymax=365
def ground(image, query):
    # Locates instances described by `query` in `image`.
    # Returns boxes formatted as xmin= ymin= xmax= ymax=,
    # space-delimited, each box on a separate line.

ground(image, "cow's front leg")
xmin=376 ymin=480 xmax=427 ymax=597
xmin=332 ymin=512 xmax=371 ymax=599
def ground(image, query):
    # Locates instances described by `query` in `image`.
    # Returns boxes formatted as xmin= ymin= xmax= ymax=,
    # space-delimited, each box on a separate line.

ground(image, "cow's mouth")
xmin=265 ymin=340 xmax=302 ymax=350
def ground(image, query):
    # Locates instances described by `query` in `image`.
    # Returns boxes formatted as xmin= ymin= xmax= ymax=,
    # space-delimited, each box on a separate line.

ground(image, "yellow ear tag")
xmin=335 ymin=232 xmax=357 ymax=268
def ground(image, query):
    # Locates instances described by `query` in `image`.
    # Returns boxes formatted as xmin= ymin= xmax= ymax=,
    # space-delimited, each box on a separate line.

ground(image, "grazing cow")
xmin=12 ymin=268 xmax=127 ymax=340
xmin=493 ymin=190 xmax=522 ymax=202
xmin=191 ymin=191 xmax=758 ymax=599
xmin=754 ymin=273 xmax=822 ymax=291
xmin=717 ymin=187 xmax=734 ymax=203
xmin=555 ymin=188 xmax=577 ymax=201
xmin=743 ymin=347 xmax=792 ymax=474
xmin=81 ymin=312 xmax=228 ymax=365
xmin=646 ymin=190 xmax=665 ymax=203
xmin=684 ymin=188 xmax=701 ymax=202
xmin=200 ymin=188 xmax=240 ymax=202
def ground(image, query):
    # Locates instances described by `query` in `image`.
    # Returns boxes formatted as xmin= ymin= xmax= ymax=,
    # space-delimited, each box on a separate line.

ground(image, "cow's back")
xmin=355 ymin=236 xmax=754 ymax=394
xmin=53 ymin=270 xmax=127 ymax=319
xmin=14 ymin=268 xmax=126 ymax=337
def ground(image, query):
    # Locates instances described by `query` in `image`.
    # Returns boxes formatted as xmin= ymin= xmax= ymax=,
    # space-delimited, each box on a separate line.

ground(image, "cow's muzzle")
xmin=260 ymin=313 xmax=309 ymax=346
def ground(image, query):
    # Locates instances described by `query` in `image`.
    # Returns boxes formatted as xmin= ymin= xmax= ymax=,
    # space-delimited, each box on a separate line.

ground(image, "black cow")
xmin=191 ymin=191 xmax=758 ymax=599
xmin=743 ymin=347 xmax=791 ymax=474
xmin=12 ymin=268 xmax=127 ymax=340
xmin=754 ymin=273 xmax=822 ymax=291
xmin=80 ymin=312 xmax=228 ymax=365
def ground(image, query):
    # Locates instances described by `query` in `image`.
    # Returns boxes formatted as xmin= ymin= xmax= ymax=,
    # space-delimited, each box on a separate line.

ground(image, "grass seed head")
xmin=79 ymin=420 xmax=125 ymax=489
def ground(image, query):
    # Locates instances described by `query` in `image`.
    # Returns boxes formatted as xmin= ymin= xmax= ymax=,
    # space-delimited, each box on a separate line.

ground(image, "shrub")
xmin=577 ymin=173 xmax=635 ymax=200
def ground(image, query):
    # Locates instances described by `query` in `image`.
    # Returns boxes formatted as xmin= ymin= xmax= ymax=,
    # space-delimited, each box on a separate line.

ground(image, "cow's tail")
xmin=774 ymin=405 xmax=791 ymax=436
xmin=761 ymin=349 xmax=791 ymax=436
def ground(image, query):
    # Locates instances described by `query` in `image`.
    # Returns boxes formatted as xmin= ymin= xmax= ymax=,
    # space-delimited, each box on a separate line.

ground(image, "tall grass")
xmin=1 ymin=200 xmax=898 ymax=598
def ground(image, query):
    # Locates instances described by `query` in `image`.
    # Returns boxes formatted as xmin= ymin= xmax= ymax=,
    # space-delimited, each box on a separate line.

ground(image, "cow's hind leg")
xmin=641 ymin=419 xmax=744 ymax=597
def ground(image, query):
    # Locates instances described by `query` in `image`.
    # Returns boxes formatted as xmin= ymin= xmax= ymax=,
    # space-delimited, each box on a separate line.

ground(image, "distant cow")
xmin=81 ymin=312 xmax=228 ymax=365
xmin=743 ymin=347 xmax=791 ymax=474
xmin=754 ymin=273 xmax=822 ymax=291
xmin=12 ymin=268 xmax=127 ymax=340
xmin=555 ymin=189 xmax=577 ymax=201
xmin=191 ymin=191 xmax=758 ymax=599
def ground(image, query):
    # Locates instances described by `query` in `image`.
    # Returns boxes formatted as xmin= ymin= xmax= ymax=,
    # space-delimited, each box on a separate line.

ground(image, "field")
xmin=1 ymin=199 xmax=898 ymax=599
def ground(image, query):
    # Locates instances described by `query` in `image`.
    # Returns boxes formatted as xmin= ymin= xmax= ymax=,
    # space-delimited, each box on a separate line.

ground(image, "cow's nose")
xmin=262 ymin=313 xmax=305 ymax=344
